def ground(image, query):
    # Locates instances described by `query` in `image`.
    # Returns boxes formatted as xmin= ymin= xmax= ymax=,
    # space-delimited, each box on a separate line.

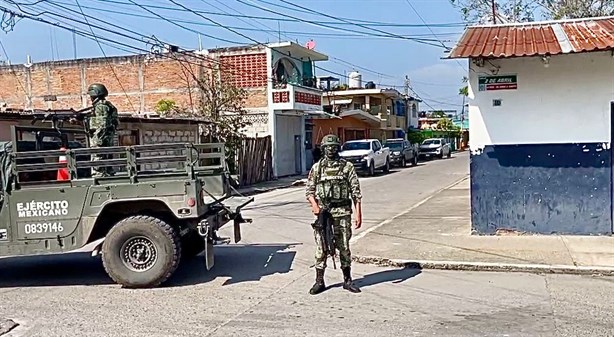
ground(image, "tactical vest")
xmin=315 ymin=159 xmax=351 ymax=207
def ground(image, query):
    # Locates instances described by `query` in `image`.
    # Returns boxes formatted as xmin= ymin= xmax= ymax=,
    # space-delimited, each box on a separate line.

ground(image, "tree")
xmin=195 ymin=68 xmax=252 ymax=174
xmin=459 ymin=76 xmax=469 ymax=97
xmin=449 ymin=0 xmax=614 ymax=23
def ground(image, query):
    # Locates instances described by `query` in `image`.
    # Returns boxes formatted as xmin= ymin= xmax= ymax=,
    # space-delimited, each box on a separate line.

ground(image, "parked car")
xmin=339 ymin=139 xmax=391 ymax=176
xmin=419 ymin=138 xmax=451 ymax=159
xmin=384 ymin=138 xmax=418 ymax=167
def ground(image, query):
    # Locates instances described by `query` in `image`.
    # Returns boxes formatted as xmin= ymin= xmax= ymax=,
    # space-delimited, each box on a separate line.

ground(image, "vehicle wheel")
xmin=412 ymin=155 xmax=418 ymax=166
xmin=401 ymin=157 xmax=407 ymax=167
xmin=368 ymin=161 xmax=375 ymax=176
xmin=447 ymin=151 xmax=451 ymax=158
xmin=439 ymin=152 xmax=444 ymax=159
xmin=101 ymin=215 xmax=181 ymax=288
xmin=383 ymin=158 xmax=390 ymax=173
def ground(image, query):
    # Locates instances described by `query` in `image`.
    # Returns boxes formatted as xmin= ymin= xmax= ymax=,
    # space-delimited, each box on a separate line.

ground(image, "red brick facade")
xmin=0 ymin=51 xmax=268 ymax=113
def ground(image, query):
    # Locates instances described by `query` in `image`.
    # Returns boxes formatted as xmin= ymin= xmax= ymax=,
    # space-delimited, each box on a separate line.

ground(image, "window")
xmin=273 ymin=57 xmax=300 ymax=87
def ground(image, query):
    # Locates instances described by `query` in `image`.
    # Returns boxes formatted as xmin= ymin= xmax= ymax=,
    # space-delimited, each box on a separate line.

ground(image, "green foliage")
xmin=430 ymin=110 xmax=446 ymax=118
xmin=162 ymin=68 xmax=253 ymax=174
xmin=154 ymin=99 xmax=180 ymax=116
xmin=407 ymin=129 xmax=427 ymax=144
xmin=449 ymin=0 xmax=614 ymax=22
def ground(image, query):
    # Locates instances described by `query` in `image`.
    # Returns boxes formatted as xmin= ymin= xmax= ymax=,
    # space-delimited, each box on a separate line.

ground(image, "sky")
xmin=0 ymin=0 xmax=471 ymax=112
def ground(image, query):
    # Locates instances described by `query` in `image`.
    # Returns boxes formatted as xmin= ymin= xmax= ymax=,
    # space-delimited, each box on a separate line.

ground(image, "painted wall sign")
xmin=478 ymin=75 xmax=517 ymax=91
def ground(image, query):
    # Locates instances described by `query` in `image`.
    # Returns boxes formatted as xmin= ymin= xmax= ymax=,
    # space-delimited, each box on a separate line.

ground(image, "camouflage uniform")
xmin=305 ymin=134 xmax=362 ymax=295
xmin=87 ymin=83 xmax=119 ymax=177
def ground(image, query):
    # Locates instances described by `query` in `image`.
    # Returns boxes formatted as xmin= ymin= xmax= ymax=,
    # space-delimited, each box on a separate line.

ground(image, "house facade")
xmin=0 ymin=41 xmax=329 ymax=178
xmin=447 ymin=16 xmax=614 ymax=235
xmin=313 ymin=85 xmax=414 ymax=147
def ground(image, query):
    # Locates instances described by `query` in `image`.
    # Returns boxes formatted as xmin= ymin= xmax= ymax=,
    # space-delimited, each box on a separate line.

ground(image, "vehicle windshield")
xmin=422 ymin=139 xmax=441 ymax=145
xmin=386 ymin=142 xmax=403 ymax=150
xmin=342 ymin=142 xmax=371 ymax=151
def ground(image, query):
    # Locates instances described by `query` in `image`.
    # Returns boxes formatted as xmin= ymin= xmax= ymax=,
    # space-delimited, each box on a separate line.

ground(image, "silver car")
xmin=419 ymin=138 xmax=451 ymax=159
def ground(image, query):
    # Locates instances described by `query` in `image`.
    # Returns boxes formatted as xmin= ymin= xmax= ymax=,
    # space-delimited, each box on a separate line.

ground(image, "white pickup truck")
xmin=339 ymin=139 xmax=391 ymax=176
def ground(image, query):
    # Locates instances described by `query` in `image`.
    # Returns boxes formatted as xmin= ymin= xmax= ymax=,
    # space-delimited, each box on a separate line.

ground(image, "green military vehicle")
xmin=0 ymin=114 xmax=253 ymax=288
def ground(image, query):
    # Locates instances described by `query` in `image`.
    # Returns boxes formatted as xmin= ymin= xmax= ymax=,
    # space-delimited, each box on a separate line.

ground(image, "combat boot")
xmin=342 ymin=267 xmax=361 ymax=293
xmin=309 ymin=268 xmax=326 ymax=295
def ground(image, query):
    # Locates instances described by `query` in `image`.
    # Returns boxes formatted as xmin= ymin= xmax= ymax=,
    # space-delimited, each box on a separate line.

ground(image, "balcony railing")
xmin=273 ymin=76 xmax=318 ymax=90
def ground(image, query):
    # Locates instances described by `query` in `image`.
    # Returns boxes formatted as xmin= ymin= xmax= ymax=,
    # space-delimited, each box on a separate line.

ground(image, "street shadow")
xmin=244 ymin=201 xmax=306 ymax=211
xmin=350 ymin=264 xmax=423 ymax=289
xmin=168 ymin=243 xmax=300 ymax=287
xmin=0 ymin=243 xmax=300 ymax=288
xmin=0 ymin=253 xmax=113 ymax=287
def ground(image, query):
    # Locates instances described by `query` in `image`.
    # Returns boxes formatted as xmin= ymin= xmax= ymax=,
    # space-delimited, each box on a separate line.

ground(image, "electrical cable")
xmin=74 ymin=0 xmax=138 ymax=112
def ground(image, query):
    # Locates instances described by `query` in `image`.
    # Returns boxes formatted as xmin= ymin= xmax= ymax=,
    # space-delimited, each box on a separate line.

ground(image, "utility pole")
xmin=72 ymin=29 xmax=77 ymax=59
xmin=404 ymin=75 xmax=410 ymax=96
xmin=491 ymin=0 xmax=497 ymax=24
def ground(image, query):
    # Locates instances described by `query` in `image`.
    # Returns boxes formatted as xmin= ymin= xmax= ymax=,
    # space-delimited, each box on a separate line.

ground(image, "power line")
xmin=20 ymin=0 xmax=275 ymax=86
xmin=274 ymin=0 xmax=445 ymax=47
xmin=74 ymin=0 xmax=137 ymax=112
xmin=70 ymin=0 xmax=472 ymax=28
xmin=4 ymin=1 xmax=452 ymax=110
xmin=236 ymin=0 xmax=444 ymax=47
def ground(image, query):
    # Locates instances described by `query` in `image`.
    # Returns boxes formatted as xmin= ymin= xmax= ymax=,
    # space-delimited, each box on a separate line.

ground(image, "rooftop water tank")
xmin=348 ymin=71 xmax=362 ymax=89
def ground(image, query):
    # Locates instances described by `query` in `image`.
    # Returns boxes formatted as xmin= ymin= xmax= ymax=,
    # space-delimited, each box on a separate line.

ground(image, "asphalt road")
xmin=0 ymin=152 xmax=612 ymax=337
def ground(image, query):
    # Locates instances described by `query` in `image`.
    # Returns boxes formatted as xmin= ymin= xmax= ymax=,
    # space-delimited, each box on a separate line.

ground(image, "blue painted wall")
xmin=471 ymin=143 xmax=612 ymax=235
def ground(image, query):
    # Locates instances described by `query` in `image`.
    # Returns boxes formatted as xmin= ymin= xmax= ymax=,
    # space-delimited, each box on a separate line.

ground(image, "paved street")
xmin=0 ymin=152 xmax=613 ymax=337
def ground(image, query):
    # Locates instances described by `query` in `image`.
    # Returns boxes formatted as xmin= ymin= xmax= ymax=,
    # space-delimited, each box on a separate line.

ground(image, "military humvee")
xmin=0 ymin=121 xmax=253 ymax=288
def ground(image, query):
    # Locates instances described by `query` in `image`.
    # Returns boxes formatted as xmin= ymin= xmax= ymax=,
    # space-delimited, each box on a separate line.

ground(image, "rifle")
xmin=29 ymin=106 xmax=94 ymax=135
xmin=312 ymin=206 xmax=337 ymax=269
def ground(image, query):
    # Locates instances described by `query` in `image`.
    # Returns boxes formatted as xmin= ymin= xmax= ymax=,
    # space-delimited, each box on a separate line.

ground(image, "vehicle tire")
xmin=447 ymin=150 xmax=452 ymax=158
xmin=412 ymin=154 xmax=418 ymax=166
xmin=439 ymin=152 xmax=444 ymax=159
xmin=368 ymin=161 xmax=375 ymax=176
xmin=383 ymin=158 xmax=390 ymax=174
xmin=401 ymin=157 xmax=407 ymax=167
xmin=101 ymin=215 xmax=181 ymax=288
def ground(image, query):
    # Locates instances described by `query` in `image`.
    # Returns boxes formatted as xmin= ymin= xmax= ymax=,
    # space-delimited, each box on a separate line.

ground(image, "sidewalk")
xmin=233 ymin=175 xmax=306 ymax=196
xmin=352 ymin=177 xmax=614 ymax=275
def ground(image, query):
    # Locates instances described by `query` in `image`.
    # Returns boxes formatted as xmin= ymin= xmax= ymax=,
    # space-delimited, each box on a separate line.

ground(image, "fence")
xmin=236 ymin=136 xmax=273 ymax=186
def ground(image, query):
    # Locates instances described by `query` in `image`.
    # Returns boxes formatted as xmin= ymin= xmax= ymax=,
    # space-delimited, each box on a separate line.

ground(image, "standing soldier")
xmin=305 ymin=134 xmax=363 ymax=295
xmin=87 ymin=83 xmax=119 ymax=177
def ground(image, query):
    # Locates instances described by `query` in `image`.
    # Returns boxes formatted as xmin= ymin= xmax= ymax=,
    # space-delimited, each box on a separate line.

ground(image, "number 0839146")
xmin=23 ymin=223 xmax=64 ymax=234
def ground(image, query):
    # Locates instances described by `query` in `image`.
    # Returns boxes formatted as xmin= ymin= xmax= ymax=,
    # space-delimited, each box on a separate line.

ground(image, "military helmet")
xmin=87 ymin=83 xmax=108 ymax=98
xmin=320 ymin=134 xmax=340 ymax=147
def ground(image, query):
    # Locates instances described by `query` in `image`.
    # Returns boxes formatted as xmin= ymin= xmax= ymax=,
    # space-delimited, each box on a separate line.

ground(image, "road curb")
xmin=352 ymin=255 xmax=614 ymax=276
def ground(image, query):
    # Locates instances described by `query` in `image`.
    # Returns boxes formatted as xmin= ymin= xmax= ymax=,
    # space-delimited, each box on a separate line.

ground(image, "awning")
xmin=323 ymin=98 xmax=353 ymax=105
xmin=305 ymin=110 xmax=341 ymax=119
xmin=339 ymin=109 xmax=381 ymax=126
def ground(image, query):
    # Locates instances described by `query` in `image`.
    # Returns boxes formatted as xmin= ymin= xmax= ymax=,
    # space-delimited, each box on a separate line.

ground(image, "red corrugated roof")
xmin=447 ymin=16 xmax=614 ymax=59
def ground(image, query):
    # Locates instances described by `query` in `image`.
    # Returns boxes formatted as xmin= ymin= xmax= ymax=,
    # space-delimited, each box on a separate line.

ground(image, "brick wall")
xmin=0 ymin=51 xmax=269 ymax=113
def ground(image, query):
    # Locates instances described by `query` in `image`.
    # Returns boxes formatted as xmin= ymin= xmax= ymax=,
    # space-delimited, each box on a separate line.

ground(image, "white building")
xmin=446 ymin=16 xmax=614 ymax=235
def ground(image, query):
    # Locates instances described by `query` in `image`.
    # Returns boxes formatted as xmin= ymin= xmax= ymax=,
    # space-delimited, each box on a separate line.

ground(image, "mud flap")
xmin=233 ymin=217 xmax=242 ymax=244
xmin=204 ymin=237 xmax=214 ymax=270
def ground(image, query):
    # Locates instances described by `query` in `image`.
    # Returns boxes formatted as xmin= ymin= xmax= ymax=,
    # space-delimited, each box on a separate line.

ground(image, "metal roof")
xmin=447 ymin=16 xmax=614 ymax=59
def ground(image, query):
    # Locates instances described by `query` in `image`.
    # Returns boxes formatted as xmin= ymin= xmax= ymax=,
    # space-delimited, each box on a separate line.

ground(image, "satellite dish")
xmin=305 ymin=39 xmax=316 ymax=50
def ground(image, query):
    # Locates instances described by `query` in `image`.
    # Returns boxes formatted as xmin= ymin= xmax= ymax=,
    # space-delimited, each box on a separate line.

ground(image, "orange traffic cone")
xmin=57 ymin=147 xmax=69 ymax=181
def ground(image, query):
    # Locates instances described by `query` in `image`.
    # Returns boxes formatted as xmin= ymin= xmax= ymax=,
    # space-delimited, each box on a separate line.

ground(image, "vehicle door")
xmin=372 ymin=140 xmax=384 ymax=167
xmin=403 ymin=140 xmax=411 ymax=160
